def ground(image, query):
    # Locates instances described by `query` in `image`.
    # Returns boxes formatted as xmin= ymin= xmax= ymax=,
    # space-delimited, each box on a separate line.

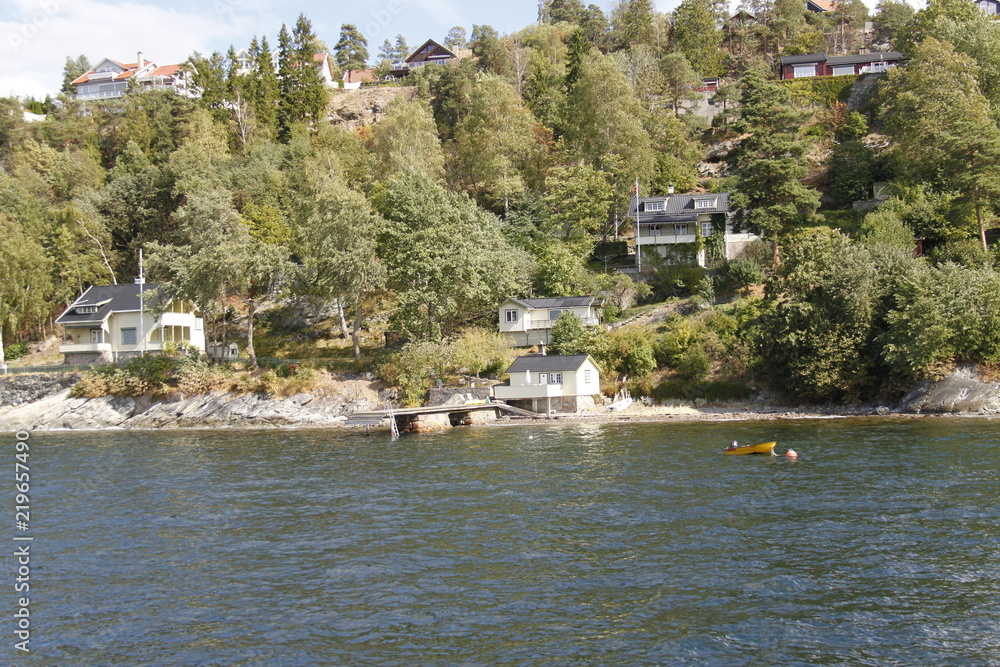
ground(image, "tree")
xmin=672 ymin=0 xmax=724 ymax=77
xmin=610 ymin=0 xmax=657 ymax=51
xmin=370 ymin=98 xmax=446 ymax=180
xmin=879 ymin=38 xmax=1000 ymax=251
xmin=293 ymin=175 xmax=386 ymax=360
xmin=729 ymin=67 xmax=821 ymax=264
xmin=375 ymin=173 xmax=533 ymax=340
xmin=377 ymin=39 xmax=396 ymax=63
xmin=471 ymin=25 xmax=511 ymax=76
xmin=579 ymin=4 xmax=611 ymax=49
xmin=550 ymin=312 xmax=600 ymax=355
xmin=873 ymin=0 xmax=914 ymax=47
xmin=563 ymin=55 xmax=654 ymax=196
xmin=660 ymin=51 xmax=701 ymax=117
xmin=0 ymin=215 xmax=52 ymax=369
xmin=152 ymin=190 xmax=290 ymax=367
xmin=186 ymin=51 xmax=228 ymax=121
xmin=393 ymin=34 xmax=411 ymax=62
xmin=445 ymin=26 xmax=468 ymax=50
xmin=335 ymin=24 xmax=369 ymax=79
xmin=246 ymin=36 xmax=279 ymax=136
xmin=544 ymin=0 xmax=585 ymax=24
xmin=277 ymin=16 xmax=330 ymax=136
xmin=542 ymin=162 xmax=613 ymax=242
xmin=452 ymin=75 xmax=541 ymax=213
xmin=60 ymin=55 xmax=91 ymax=95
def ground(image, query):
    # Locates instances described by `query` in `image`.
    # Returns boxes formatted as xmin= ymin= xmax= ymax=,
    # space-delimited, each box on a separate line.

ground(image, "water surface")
xmin=23 ymin=418 xmax=1000 ymax=665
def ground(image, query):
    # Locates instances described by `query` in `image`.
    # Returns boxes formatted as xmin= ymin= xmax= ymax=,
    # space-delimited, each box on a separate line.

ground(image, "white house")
xmin=56 ymin=283 xmax=205 ymax=365
xmin=492 ymin=354 xmax=602 ymax=413
xmin=628 ymin=191 xmax=757 ymax=269
xmin=70 ymin=54 xmax=193 ymax=101
xmin=499 ymin=296 xmax=604 ymax=347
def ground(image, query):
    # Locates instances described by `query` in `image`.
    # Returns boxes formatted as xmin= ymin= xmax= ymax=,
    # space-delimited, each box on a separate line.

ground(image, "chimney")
xmin=539 ymin=342 xmax=547 ymax=356
xmin=137 ymin=52 xmax=145 ymax=69
xmin=667 ymin=184 xmax=675 ymax=195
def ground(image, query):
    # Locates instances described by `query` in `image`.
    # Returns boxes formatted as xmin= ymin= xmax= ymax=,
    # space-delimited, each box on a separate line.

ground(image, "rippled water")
xmin=23 ymin=418 xmax=1000 ymax=665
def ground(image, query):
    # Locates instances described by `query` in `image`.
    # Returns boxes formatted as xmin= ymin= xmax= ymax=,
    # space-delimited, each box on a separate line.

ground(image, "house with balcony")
xmin=389 ymin=39 xmax=458 ymax=77
xmin=70 ymin=53 xmax=193 ymax=101
xmin=499 ymin=297 xmax=604 ymax=348
xmin=492 ymin=354 xmax=601 ymax=414
xmin=779 ymin=51 xmax=903 ymax=79
xmin=56 ymin=283 xmax=205 ymax=365
xmin=628 ymin=191 xmax=756 ymax=269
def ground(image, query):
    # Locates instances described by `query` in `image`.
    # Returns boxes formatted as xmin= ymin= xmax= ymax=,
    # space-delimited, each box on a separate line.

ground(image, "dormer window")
xmin=646 ymin=201 xmax=665 ymax=211
xmin=75 ymin=305 xmax=99 ymax=314
xmin=695 ymin=198 xmax=717 ymax=209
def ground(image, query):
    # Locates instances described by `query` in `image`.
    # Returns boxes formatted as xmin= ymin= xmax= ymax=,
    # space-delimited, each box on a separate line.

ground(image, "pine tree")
xmin=249 ymin=36 xmax=279 ymax=136
xmin=672 ymin=0 xmax=724 ymax=77
xmin=60 ymin=55 xmax=91 ymax=95
xmin=335 ymin=24 xmax=369 ymax=79
xmin=729 ymin=67 xmax=820 ymax=265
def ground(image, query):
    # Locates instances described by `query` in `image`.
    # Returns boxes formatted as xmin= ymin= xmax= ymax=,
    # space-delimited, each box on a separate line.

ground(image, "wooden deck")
xmin=343 ymin=402 xmax=544 ymax=429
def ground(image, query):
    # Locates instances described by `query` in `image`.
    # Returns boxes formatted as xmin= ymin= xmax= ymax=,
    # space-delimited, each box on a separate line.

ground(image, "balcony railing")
xmin=59 ymin=342 xmax=112 ymax=354
xmin=526 ymin=316 xmax=600 ymax=330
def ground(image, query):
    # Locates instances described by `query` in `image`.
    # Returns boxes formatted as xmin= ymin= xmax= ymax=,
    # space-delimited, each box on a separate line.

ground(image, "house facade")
xmin=492 ymin=354 xmax=602 ymax=414
xmin=628 ymin=191 xmax=756 ymax=268
xmin=976 ymin=0 xmax=999 ymax=15
xmin=499 ymin=297 xmax=604 ymax=347
xmin=779 ymin=52 xmax=903 ymax=79
xmin=56 ymin=283 xmax=205 ymax=365
xmin=390 ymin=39 xmax=457 ymax=76
xmin=71 ymin=54 xmax=193 ymax=101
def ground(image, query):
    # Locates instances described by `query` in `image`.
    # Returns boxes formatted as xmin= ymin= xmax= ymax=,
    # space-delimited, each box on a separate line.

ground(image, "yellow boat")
xmin=724 ymin=441 xmax=777 ymax=455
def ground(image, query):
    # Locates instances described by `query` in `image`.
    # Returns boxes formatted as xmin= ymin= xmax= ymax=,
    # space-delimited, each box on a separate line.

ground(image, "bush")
xmin=3 ymin=342 xmax=27 ymax=361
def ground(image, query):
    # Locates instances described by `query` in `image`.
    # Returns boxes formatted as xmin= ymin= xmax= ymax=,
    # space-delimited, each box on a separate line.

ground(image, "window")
xmin=648 ymin=224 xmax=662 ymax=236
xmin=793 ymin=64 xmax=817 ymax=78
xmin=832 ymin=65 xmax=855 ymax=76
xmin=122 ymin=328 xmax=137 ymax=345
xmin=584 ymin=370 xmax=591 ymax=383
xmin=701 ymin=221 xmax=713 ymax=238
xmin=505 ymin=309 xmax=518 ymax=323
xmin=549 ymin=373 xmax=563 ymax=384
xmin=548 ymin=310 xmax=562 ymax=322
xmin=646 ymin=200 xmax=665 ymax=211
xmin=75 ymin=305 xmax=99 ymax=314
xmin=695 ymin=198 xmax=717 ymax=209
xmin=675 ymin=224 xmax=688 ymax=236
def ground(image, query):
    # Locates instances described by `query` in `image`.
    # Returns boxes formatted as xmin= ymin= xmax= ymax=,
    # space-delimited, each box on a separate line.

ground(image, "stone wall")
xmin=426 ymin=386 xmax=492 ymax=406
xmin=0 ymin=374 xmax=78 ymax=408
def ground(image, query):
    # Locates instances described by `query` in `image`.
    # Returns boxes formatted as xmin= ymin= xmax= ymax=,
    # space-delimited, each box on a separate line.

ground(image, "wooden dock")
xmin=344 ymin=402 xmax=544 ymax=432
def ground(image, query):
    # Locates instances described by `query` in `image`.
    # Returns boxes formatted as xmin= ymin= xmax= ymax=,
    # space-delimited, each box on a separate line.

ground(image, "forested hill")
xmin=3 ymin=0 xmax=1000 ymax=405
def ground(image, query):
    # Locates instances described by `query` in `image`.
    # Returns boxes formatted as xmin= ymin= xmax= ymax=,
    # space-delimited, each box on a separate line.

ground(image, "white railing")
xmin=526 ymin=317 xmax=599 ymax=330
xmin=74 ymin=90 xmax=125 ymax=100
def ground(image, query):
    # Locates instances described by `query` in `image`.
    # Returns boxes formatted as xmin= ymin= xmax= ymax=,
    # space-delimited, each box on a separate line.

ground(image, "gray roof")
xmin=56 ymin=283 xmax=159 ymax=325
xmin=827 ymin=52 xmax=903 ymax=66
xmin=506 ymin=354 xmax=594 ymax=373
xmin=508 ymin=296 xmax=602 ymax=309
xmin=629 ymin=192 xmax=730 ymax=221
xmin=780 ymin=53 xmax=827 ymax=65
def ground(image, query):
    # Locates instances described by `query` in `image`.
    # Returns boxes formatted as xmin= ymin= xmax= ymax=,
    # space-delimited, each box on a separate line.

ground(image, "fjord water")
xmin=29 ymin=418 xmax=1000 ymax=665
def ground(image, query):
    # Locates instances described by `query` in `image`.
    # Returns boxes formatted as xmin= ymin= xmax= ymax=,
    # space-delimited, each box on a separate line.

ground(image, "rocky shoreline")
xmin=0 ymin=366 xmax=998 ymax=433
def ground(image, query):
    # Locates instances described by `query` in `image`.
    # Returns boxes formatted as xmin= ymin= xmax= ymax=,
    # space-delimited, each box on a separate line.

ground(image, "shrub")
xmin=3 ymin=342 xmax=27 ymax=361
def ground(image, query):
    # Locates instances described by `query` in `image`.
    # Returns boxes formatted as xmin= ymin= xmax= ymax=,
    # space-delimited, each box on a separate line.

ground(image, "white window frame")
xmin=76 ymin=305 xmax=99 ymax=314
xmin=646 ymin=200 xmax=665 ymax=211
xmin=505 ymin=309 xmax=518 ymax=323
xmin=675 ymin=224 xmax=689 ymax=236
xmin=549 ymin=373 xmax=563 ymax=385
xmin=121 ymin=328 xmax=137 ymax=345
xmin=793 ymin=64 xmax=817 ymax=78
xmin=701 ymin=221 xmax=714 ymax=237
xmin=548 ymin=310 xmax=562 ymax=322
xmin=831 ymin=65 xmax=855 ymax=76
xmin=695 ymin=198 xmax=717 ymax=209
xmin=648 ymin=224 xmax=662 ymax=236
xmin=584 ymin=370 xmax=591 ymax=383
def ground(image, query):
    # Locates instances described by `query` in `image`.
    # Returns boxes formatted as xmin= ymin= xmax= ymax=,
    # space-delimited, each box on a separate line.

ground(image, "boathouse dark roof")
xmin=506 ymin=354 xmax=594 ymax=373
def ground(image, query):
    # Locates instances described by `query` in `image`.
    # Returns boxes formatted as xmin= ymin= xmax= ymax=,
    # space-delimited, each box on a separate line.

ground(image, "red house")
xmin=779 ymin=52 xmax=903 ymax=80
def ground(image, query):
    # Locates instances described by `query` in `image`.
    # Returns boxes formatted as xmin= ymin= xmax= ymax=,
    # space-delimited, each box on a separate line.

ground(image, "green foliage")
xmin=829 ymin=141 xmax=876 ymax=203
xmin=550 ymin=313 xmax=601 ymax=355
xmin=3 ymin=342 xmax=27 ymax=361
xmin=375 ymin=340 xmax=454 ymax=406
xmin=779 ymin=75 xmax=854 ymax=107
xmin=451 ymin=328 xmax=514 ymax=377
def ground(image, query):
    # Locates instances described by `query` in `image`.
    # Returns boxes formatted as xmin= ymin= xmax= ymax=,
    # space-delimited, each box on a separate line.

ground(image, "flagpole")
xmin=138 ymin=248 xmax=145 ymax=355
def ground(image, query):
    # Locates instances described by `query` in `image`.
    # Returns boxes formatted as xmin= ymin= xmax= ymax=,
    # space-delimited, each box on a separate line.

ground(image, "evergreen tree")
xmin=471 ymin=25 xmax=511 ymax=76
xmin=660 ymin=51 xmax=701 ymax=117
xmin=378 ymin=39 xmax=396 ymax=63
xmin=293 ymin=15 xmax=330 ymax=121
xmin=545 ymin=0 xmax=585 ymax=24
xmin=247 ymin=36 xmax=279 ymax=137
xmin=394 ymin=34 xmax=411 ymax=62
xmin=610 ymin=0 xmax=656 ymax=51
xmin=729 ymin=67 xmax=820 ymax=265
xmin=579 ymin=4 xmax=610 ymax=50
xmin=672 ymin=0 xmax=724 ymax=77
xmin=60 ymin=55 xmax=91 ymax=95
xmin=445 ymin=26 xmax=467 ymax=50
xmin=335 ymin=23 xmax=369 ymax=78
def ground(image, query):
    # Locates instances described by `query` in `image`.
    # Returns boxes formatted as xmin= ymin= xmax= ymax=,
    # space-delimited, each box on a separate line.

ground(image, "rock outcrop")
xmin=897 ymin=366 xmax=1000 ymax=414
xmin=0 ymin=382 xmax=385 ymax=432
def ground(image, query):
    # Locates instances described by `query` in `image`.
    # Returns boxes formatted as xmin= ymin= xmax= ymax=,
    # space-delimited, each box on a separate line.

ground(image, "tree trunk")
xmin=975 ymin=186 xmax=988 ymax=253
xmin=771 ymin=229 xmax=781 ymax=266
xmin=0 ymin=327 xmax=6 ymax=371
xmin=337 ymin=295 xmax=350 ymax=341
xmin=352 ymin=301 xmax=363 ymax=361
xmin=246 ymin=301 xmax=257 ymax=368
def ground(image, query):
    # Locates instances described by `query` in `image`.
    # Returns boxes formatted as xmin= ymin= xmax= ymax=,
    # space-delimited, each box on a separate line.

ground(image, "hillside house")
xmin=342 ymin=68 xmax=376 ymax=89
xmin=70 ymin=54 xmax=193 ymax=100
xmin=628 ymin=191 xmax=756 ymax=269
xmin=779 ymin=52 xmax=903 ymax=79
xmin=499 ymin=297 xmax=604 ymax=347
xmin=56 ymin=283 xmax=205 ymax=365
xmin=390 ymin=39 xmax=457 ymax=76
xmin=492 ymin=354 xmax=601 ymax=413
xmin=806 ymin=0 xmax=836 ymax=12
